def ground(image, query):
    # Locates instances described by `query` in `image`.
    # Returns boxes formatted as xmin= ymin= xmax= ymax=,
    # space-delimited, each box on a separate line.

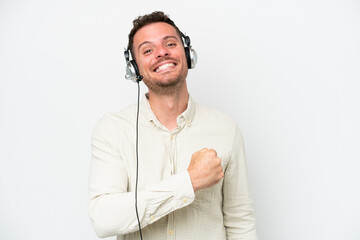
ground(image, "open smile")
xmin=153 ymin=62 xmax=177 ymax=73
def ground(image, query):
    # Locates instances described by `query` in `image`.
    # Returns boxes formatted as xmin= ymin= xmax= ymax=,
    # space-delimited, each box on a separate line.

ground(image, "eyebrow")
xmin=137 ymin=35 xmax=180 ymax=52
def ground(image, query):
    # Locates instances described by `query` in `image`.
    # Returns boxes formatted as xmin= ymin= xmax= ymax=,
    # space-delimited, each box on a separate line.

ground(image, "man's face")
xmin=132 ymin=22 xmax=188 ymax=95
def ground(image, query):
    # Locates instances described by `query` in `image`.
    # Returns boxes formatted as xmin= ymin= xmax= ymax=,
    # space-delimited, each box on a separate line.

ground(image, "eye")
xmin=143 ymin=49 xmax=152 ymax=55
xmin=167 ymin=42 xmax=176 ymax=47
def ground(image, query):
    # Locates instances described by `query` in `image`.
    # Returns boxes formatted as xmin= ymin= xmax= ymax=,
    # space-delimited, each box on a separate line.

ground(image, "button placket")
xmin=169 ymin=133 xmax=176 ymax=175
xmin=167 ymin=212 xmax=174 ymax=240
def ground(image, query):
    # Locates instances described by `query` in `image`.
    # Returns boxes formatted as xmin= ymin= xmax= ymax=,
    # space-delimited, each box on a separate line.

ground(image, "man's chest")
xmin=117 ymin=124 xmax=234 ymax=190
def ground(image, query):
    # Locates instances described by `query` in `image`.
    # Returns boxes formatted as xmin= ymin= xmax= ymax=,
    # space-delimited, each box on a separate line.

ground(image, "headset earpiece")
xmin=181 ymin=33 xmax=197 ymax=69
xmin=124 ymin=50 xmax=142 ymax=83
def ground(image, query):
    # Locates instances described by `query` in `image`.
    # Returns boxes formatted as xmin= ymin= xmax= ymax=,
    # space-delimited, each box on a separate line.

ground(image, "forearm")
xmin=223 ymin=197 xmax=257 ymax=239
xmin=89 ymin=171 xmax=194 ymax=238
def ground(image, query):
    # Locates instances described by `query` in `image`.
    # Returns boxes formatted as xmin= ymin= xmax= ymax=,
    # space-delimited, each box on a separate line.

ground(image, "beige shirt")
xmin=89 ymin=96 xmax=258 ymax=240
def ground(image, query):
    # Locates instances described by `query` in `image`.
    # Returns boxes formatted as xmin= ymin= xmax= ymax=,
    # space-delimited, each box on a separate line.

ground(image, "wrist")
xmin=187 ymin=169 xmax=200 ymax=192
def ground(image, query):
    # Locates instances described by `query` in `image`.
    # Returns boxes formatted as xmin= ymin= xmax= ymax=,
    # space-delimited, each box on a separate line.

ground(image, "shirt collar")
xmin=140 ymin=93 xmax=195 ymax=129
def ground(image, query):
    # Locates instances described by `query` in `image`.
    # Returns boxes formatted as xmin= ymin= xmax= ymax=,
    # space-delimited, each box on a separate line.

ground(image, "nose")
xmin=156 ymin=45 xmax=169 ymax=59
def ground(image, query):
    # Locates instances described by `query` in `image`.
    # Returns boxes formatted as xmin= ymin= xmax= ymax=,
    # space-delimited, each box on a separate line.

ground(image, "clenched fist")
xmin=187 ymin=148 xmax=224 ymax=192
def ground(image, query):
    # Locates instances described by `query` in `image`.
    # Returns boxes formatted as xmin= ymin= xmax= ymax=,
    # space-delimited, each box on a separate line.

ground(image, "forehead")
xmin=133 ymin=22 xmax=180 ymax=49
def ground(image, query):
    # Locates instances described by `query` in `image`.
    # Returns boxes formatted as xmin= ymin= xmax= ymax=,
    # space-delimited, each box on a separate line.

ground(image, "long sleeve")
xmin=222 ymin=126 xmax=258 ymax=239
xmin=88 ymin=115 xmax=195 ymax=238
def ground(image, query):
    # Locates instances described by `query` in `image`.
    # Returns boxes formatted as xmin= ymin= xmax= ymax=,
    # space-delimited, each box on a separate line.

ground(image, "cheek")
xmin=136 ymin=61 xmax=148 ymax=74
xmin=138 ymin=57 xmax=153 ymax=71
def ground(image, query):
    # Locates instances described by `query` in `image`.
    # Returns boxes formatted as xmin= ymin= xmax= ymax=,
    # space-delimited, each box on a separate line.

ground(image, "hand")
xmin=187 ymin=148 xmax=224 ymax=192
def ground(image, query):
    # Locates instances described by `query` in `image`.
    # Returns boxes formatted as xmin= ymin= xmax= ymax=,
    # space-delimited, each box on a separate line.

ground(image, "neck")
xmin=147 ymin=82 xmax=189 ymax=131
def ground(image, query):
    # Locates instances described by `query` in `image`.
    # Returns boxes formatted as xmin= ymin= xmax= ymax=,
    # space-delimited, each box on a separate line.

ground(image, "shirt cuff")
xmin=172 ymin=171 xmax=195 ymax=208
xmin=142 ymin=171 xmax=195 ymax=224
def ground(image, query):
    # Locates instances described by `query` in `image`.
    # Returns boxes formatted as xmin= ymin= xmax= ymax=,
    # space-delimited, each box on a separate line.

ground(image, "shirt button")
xmin=187 ymin=121 xmax=191 ymax=127
xmin=150 ymin=216 xmax=155 ymax=221
xmin=171 ymin=134 xmax=174 ymax=139
xmin=182 ymin=198 xmax=188 ymax=203
xmin=168 ymin=230 xmax=173 ymax=235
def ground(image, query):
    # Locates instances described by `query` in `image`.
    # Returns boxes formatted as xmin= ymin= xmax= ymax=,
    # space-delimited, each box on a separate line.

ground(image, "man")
xmin=89 ymin=11 xmax=257 ymax=240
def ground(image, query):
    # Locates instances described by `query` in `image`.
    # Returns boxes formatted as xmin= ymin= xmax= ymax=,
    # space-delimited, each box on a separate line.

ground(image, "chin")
xmin=144 ymin=75 xmax=186 ymax=95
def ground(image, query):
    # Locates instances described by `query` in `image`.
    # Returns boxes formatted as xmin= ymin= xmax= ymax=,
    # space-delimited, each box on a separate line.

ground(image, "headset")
xmin=124 ymin=32 xmax=197 ymax=83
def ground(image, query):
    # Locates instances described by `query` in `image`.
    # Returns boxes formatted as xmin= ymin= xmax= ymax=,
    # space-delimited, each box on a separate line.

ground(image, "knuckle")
xmin=200 ymin=147 xmax=208 ymax=152
xmin=208 ymin=149 xmax=216 ymax=155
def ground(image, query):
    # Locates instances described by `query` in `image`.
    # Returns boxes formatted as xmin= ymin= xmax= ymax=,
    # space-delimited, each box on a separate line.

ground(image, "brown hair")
xmin=128 ymin=11 xmax=183 ymax=56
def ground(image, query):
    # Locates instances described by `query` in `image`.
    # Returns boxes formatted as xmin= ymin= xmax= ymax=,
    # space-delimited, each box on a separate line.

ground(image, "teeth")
xmin=155 ymin=63 xmax=175 ymax=72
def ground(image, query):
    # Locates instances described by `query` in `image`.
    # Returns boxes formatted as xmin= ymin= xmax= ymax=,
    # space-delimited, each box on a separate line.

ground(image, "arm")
xmin=88 ymin=115 xmax=195 ymax=238
xmin=222 ymin=126 xmax=258 ymax=239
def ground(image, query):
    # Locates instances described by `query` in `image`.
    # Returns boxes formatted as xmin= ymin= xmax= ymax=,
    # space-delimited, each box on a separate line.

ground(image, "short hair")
xmin=128 ymin=11 xmax=183 ymax=56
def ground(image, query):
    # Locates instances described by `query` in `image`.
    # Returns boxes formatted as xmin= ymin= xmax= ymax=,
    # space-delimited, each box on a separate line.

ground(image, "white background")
xmin=1 ymin=0 xmax=359 ymax=239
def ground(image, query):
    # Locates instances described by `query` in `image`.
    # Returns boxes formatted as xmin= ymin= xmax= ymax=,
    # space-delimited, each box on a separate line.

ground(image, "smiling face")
xmin=132 ymin=22 xmax=188 ymax=95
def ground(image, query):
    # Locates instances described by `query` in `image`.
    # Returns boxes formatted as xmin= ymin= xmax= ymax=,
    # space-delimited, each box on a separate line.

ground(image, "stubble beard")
xmin=143 ymin=69 xmax=188 ymax=96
